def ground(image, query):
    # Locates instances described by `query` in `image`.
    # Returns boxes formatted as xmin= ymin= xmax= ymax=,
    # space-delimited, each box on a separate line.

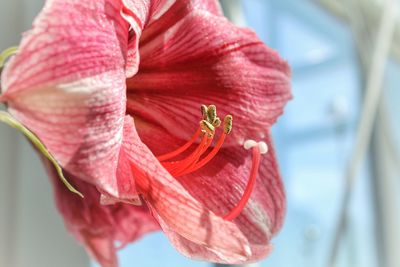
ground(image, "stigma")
xmin=155 ymin=105 xmax=267 ymax=221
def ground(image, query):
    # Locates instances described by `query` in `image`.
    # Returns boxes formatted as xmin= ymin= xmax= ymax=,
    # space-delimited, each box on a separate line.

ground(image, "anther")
xmin=207 ymin=105 xmax=217 ymax=124
xmin=213 ymin=117 xmax=221 ymax=127
xmin=224 ymin=115 xmax=233 ymax=134
xmin=156 ymin=104 xmax=233 ymax=179
xmin=200 ymin=120 xmax=215 ymax=133
xmin=201 ymin=105 xmax=208 ymax=120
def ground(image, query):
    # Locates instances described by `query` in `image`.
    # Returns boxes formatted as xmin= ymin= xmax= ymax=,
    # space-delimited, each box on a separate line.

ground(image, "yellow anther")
xmin=207 ymin=105 xmax=217 ymax=124
xmin=200 ymin=120 xmax=215 ymax=133
xmin=224 ymin=115 xmax=233 ymax=134
xmin=213 ymin=117 xmax=221 ymax=127
xmin=201 ymin=105 xmax=208 ymax=121
xmin=199 ymin=104 xmax=231 ymax=134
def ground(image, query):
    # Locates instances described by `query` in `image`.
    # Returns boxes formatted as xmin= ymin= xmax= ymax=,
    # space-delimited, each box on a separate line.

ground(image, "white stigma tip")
xmin=243 ymin=139 xmax=257 ymax=150
xmin=258 ymin=141 xmax=268 ymax=154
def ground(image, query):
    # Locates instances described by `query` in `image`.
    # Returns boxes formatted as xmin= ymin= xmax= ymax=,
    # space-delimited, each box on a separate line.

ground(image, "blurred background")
xmin=0 ymin=0 xmax=399 ymax=267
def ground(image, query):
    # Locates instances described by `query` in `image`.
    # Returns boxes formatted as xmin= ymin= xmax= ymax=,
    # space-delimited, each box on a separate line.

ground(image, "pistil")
xmin=222 ymin=140 xmax=268 ymax=220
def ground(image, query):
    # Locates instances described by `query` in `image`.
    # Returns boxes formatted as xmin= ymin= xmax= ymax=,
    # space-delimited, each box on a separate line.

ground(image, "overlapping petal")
xmin=177 ymin=139 xmax=285 ymax=261
xmin=44 ymin=158 xmax=159 ymax=267
xmin=126 ymin=1 xmax=291 ymax=145
xmin=122 ymin=0 xmax=222 ymax=76
xmin=0 ymin=0 xmax=140 ymax=199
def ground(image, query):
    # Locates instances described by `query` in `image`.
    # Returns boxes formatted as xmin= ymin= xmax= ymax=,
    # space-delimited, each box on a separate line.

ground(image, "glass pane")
xmin=242 ymin=1 xmax=379 ymax=267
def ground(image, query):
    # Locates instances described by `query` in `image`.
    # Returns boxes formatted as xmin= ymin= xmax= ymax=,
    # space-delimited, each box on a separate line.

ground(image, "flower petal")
xmin=120 ymin=0 xmax=151 ymax=77
xmin=0 ymin=0 xmax=135 ymax=197
xmin=2 ymin=0 xmax=130 ymax=95
xmin=122 ymin=0 xmax=222 ymax=77
xmin=126 ymin=7 xmax=291 ymax=145
xmin=44 ymin=158 xmax=159 ymax=267
xmin=123 ymin=116 xmax=253 ymax=262
xmin=154 ymin=214 xmax=272 ymax=263
xmin=135 ymin=121 xmax=285 ymax=262
xmin=177 ymin=141 xmax=286 ymax=261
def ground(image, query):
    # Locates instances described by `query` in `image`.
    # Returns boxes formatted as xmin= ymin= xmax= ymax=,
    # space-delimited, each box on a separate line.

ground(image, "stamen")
xmin=182 ymin=136 xmax=214 ymax=171
xmin=213 ymin=117 xmax=221 ymax=127
xmin=200 ymin=120 xmax=215 ymax=133
xmin=180 ymin=115 xmax=233 ymax=175
xmin=165 ymin=133 xmax=209 ymax=176
xmin=161 ymin=133 xmax=206 ymax=169
xmin=207 ymin=105 xmax=217 ymax=124
xmin=224 ymin=115 xmax=233 ymax=134
xmin=157 ymin=104 xmax=227 ymax=174
xmin=172 ymin=135 xmax=214 ymax=177
xmin=157 ymin=127 xmax=201 ymax=161
xmin=201 ymin=105 xmax=209 ymax=121
xmin=157 ymin=104 xmax=220 ymax=163
xmin=223 ymin=142 xmax=266 ymax=221
xmin=180 ymin=132 xmax=225 ymax=175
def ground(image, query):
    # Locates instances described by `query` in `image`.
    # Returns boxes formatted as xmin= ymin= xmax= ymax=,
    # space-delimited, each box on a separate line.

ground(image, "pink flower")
xmin=0 ymin=1 xmax=291 ymax=267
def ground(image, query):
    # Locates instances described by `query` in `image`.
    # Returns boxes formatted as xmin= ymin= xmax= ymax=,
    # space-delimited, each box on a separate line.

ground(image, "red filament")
xmin=178 ymin=132 xmax=226 ymax=176
xmin=157 ymin=128 xmax=201 ymax=161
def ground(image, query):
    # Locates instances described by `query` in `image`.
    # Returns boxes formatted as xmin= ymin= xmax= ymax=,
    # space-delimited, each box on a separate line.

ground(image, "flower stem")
xmin=0 ymin=111 xmax=83 ymax=198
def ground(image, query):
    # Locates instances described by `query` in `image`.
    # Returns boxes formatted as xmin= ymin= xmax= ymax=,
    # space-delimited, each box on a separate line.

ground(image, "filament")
xmin=157 ymin=127 xmax=201 ymax=161
xmin=178 ymin=132 xmax=226 ymax=176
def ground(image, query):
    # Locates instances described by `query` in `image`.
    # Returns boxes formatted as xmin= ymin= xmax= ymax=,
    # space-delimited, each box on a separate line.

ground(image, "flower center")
xmin=155 ymin=105 xmax=267 ymax=221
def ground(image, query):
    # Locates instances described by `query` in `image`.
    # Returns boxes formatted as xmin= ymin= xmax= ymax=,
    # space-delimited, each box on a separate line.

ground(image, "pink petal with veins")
xmin=127 ymin=3 xmax=291 ymax=145
xmin=0 ymin=0 xmax=291 ymax=265
xmin=1 ymin=0 xmax=141 ymax=199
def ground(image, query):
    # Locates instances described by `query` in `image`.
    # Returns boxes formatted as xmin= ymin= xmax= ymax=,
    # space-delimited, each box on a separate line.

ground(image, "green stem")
xmin=0 ymin=46 xmax=18 ymax=67
xmin=0 ymin=111 xmax=83 ymax=198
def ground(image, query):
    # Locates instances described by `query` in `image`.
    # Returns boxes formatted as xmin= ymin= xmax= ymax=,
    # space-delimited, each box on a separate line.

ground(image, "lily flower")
xmin=0 ymin=0 xmax=291 ymax=267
